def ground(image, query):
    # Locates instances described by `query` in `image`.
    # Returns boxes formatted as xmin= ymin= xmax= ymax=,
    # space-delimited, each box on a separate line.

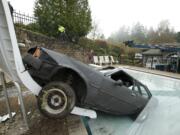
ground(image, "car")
xmin=23 ymin=47 xmax=152 ymax=118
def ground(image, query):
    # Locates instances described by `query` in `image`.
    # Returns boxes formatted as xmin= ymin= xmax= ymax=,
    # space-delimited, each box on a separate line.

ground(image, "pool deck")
xmin=117 ymin=65 xmax=180 ymax=80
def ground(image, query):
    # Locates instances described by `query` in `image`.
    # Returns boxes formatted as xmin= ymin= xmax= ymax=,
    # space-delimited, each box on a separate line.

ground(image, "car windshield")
xmin=102 ymin=69 xmax=151 ymax=98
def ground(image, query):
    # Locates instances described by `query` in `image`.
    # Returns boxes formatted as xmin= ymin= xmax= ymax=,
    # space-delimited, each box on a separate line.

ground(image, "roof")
xmin=131 ymin=43 xmax=180 ymax=52
xmin=142 ymin=49 xmax=162 ymax=56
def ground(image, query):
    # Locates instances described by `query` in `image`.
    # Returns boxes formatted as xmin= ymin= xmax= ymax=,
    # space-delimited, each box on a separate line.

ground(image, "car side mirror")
xmin=115 ymin=79 xmax=123 ymax=86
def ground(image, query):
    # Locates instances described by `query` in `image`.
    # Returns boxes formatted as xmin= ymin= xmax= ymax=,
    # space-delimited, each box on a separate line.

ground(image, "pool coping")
xmin=119 ymin=66 xmax=180 ymax=80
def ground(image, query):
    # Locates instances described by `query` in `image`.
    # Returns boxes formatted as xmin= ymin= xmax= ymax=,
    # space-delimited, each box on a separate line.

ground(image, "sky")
xmin=9 ymin=0 xmax=180 ymax=38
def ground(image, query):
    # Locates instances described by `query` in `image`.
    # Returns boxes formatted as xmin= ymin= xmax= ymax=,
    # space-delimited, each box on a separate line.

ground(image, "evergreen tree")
xmin=131 ymin=22 xmax=147 ymax=44
xmin=34 ymin=0 xmax=92 ymax=41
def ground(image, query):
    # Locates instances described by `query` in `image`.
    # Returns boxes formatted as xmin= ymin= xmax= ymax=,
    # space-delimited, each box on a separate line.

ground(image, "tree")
xmin=108 ymin=26 xmax=130 ymax=43
xmin=108 ymin=20 xmax=177 ymax=44
xmin=34 ymin=0 xmax=92 ymax=41
xmin=146 ymin=27 xmax=159 ymax=44
xmin=156 ymin=20 xmax=176 ymax=43
xmin=176 ymin=32 xmax=180 ymax=43
xmin=88 ymin=21 xmax=104 ymax=40
xmin=131 ymin=22 xmax=147 ymax=44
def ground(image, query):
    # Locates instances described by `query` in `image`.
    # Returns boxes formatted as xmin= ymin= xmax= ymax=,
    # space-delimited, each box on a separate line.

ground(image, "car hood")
xmin=41 ymin=48 xmax=106 ymax=85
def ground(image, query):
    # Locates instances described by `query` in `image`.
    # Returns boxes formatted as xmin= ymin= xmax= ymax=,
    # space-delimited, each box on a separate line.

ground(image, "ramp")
xmin=0 ymin=0 xmax=41 ymax=95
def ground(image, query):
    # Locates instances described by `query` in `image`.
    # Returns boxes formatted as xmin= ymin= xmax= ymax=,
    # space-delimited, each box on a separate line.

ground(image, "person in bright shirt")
xmin=58 ymin=25 xmax=66 ymax=41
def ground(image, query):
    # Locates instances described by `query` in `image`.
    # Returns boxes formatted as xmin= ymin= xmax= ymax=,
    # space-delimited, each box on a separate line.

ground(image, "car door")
xmin=95 ymin=77 xmax=140 ymax=115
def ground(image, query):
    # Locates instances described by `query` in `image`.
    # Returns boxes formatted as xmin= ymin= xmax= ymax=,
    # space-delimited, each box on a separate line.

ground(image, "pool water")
xmin=87 ymin=68 xmax=180 ymax=135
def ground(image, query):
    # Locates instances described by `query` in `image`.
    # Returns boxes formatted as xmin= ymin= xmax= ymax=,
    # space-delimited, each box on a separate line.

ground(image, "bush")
xmin=15 ymin=23 xmax=40 ymax=33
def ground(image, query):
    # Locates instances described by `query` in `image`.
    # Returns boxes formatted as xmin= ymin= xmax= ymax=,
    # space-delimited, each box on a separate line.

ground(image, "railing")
xmin=13 ymin=11 xmax=37 ymax=24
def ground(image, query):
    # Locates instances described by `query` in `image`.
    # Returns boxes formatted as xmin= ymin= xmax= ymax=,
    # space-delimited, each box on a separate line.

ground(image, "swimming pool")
xmin=87 ymin=68 xmax=180 ymax=135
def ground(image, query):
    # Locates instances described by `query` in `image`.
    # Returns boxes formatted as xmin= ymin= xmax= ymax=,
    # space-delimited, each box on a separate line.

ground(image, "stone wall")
xmin=15 ymin=27 xmax=89 ymax=63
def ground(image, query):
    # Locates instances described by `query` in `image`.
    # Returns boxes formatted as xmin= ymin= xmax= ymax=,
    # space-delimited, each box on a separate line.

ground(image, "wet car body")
xmin=23 ymin=47 xmax=152 ymax=115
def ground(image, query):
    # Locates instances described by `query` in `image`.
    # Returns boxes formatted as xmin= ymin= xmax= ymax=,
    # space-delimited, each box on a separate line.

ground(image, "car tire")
xmin=37 ymin=81 xmax=76 ymax=118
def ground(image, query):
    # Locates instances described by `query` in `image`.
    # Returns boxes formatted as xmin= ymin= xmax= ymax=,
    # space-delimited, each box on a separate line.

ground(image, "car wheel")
xmin=37 ymin=81 xmax=76 ymax=118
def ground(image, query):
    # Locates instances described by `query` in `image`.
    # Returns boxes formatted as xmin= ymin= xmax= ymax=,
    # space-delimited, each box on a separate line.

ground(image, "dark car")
xmin=23 ymin=47 xmax=152 ymax=118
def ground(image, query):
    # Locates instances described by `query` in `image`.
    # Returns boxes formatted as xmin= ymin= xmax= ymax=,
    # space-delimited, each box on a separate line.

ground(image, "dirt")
xmin=0 ymin=91 xmax=71 ymax=135
xmin=24 ymin=112 xmax=68 ymax=135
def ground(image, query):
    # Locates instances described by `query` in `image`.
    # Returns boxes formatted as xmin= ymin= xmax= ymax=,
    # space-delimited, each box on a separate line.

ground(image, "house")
xmin=142 ymin=49 xmax=180 ymax=72
xmin=124 ymin=40 xmax=180 ymax=72
xmin=142 ymin=49 xmax=165 ymax=69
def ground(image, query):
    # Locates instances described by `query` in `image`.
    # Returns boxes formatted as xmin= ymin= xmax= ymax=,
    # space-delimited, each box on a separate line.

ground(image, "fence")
xmin=13 ymin=11 xmax=37 ymax=25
